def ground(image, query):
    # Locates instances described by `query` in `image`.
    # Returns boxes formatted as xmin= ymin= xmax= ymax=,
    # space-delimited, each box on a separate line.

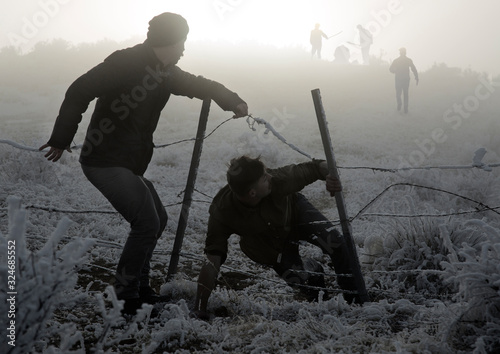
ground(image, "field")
xmin=1 ymin=41 xmax=500 ymax=353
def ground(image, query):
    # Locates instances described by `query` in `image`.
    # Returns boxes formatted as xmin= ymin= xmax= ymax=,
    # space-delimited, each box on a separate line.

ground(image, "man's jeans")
xmin=273 ymin=194 xmax=357 ymax=302
xmin=81 ymin=165 xmax=168 ymax=299
xmin=395 ymin=77 xmax=410 ymax=113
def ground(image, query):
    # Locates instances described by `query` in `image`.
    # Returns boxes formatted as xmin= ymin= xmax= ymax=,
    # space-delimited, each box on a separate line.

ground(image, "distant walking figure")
xmin=389 ymin=47 xmax=419 ymax=113
xmin=310 ymin=23 xmax=328 ymax=59
xmin=357 ymin=25 xmax=372 ymax=65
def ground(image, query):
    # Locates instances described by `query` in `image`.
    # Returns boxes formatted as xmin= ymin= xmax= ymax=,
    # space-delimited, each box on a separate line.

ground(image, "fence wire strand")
xmin=2 ymin=113 xmax=500 ymax=299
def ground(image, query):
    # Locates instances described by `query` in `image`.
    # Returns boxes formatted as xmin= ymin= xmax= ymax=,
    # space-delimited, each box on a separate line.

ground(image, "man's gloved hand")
xmin=325 ymin=174 xmax=342 ymax=197
xmin=232 ymin=102 xmax=249 ymax=118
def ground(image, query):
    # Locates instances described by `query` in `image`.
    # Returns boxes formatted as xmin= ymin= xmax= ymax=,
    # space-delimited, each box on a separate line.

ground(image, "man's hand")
xmin=415 ymin=77 xmax=419 ymax=86
xmin=39 ymin=144 xmax=72 ymax=162
xmin=194 ymin=254 xmax=221 ymax=318
xmin=325 ymin=174 xmax=342 ymax=197
xmin=232 ymin=102 xmax=248 ymax=118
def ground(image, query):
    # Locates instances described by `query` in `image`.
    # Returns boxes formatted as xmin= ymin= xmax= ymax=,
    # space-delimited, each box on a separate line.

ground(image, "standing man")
xmin=390 ymin=47 xmax=419 ymax=113
xmin=192 ymin=156 xmax=361 ymax=320
xmin=310 ymin=23 xmax=329 ymax=59
xmin=356 ymin=25 xmax=372 ymax=65
xmin=39 ymin=12 xmax=248 ymax=315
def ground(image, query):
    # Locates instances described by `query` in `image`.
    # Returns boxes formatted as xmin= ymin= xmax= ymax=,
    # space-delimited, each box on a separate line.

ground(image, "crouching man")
xmin=192 ymin=156 xmax=360 ymax=319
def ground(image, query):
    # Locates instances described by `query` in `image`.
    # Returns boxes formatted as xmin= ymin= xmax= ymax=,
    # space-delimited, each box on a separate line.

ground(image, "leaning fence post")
xmin=167 ymin=98 xmax=211 ymax=281
xmin=311 ymin=88 xmax=370 ymax=304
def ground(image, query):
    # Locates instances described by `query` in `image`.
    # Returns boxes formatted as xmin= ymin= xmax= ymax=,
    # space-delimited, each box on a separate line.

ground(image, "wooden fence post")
xmin=167 ymin=98 xmax=211 ymax=281
xmin=311 ymin=88 xmax=370 ymax=303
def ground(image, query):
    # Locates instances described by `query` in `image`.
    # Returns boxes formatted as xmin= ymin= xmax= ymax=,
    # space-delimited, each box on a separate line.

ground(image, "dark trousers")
xmin=395 ymin=77 xmax=410 ymax=113
xmin=273 ymin=194 xmax=357 ymax=302
xmin=81 ymin=165 xmax=168 ymax=299
xmin=311 ymin=44 xmax=322 ymax=59
xmin=361 ymin=45 xmax=370 ymax=65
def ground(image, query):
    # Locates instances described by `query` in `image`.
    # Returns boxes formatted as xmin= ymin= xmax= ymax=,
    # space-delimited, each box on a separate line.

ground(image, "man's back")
xmin=310 ymin=29 xmax=326 ymax=45
xmin=390 ymin=55 xmax=417 ymax=79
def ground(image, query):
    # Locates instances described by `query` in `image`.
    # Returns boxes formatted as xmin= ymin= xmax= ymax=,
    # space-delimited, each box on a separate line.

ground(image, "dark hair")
xmin=226 ymin=156 xmax=265 ymax=196
xmin=146 ymin=12 xmax=189 ymax=47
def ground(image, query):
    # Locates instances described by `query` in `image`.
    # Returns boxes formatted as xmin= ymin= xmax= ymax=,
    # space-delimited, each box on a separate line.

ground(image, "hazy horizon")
xmin=1 ymin=0 xmax=499 ymax=76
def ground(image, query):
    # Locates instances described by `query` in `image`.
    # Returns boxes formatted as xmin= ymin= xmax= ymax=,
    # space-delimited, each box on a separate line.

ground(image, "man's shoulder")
xmin=208 ymin=185 xmax=243 ymax=229
xmin=210 ymin=185 xmax=234 ymax=211
xmin=391 ymin=56 xmax=408 ymax=67
xmin=104 ymin=43 xmax=152 ymax=66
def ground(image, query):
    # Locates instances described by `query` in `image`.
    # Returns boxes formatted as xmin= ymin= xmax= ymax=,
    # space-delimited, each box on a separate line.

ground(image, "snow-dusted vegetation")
xmin=1 ymin=41 xmax=499 ymax=353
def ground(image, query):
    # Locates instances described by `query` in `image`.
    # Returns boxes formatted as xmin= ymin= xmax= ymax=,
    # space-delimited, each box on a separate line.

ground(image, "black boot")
xmin=121 ymin=297 xmax=143 ymax=316
xmin=139 ymin=286 xmax=171 ymax=304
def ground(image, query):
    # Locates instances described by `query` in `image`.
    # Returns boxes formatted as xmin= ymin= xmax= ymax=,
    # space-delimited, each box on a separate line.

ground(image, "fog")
xmin=1 ymin=0 xmax=499 ymax=76
xmin=2 ymin=2 xmax=500 ymax=352
xmin=2 ymin=38 xmax=500 ymax=352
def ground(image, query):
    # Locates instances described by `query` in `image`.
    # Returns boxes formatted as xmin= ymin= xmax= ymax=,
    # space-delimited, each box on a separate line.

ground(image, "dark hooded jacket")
xmin=47 ymin=42 xmax=245 ymax=175
xmin=204 ymin=160 xmax=326 ymax=266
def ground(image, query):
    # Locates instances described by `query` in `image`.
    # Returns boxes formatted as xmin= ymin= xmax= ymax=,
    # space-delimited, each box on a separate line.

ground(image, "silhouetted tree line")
xmin=0 ymin=38 xmax=496 ymax=93
xmin=0 ymin=38 xmax=137 ymax=89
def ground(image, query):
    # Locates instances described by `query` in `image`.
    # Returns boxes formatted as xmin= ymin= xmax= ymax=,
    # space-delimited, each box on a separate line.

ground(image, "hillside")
xmin=1 ymin=40 xmax=499 ymax=353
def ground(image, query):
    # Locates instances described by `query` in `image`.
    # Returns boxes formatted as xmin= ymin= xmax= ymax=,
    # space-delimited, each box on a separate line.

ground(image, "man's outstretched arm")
xmin=410 ymin=61 xmax=419 ymax=85
xmin=193 ymin=254 xmax=222 ymax=320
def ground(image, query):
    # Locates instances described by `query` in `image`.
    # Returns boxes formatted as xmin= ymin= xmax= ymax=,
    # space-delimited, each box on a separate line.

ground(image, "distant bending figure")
xmin=389 ymin=47 xmax=419 ymax=113
xmin=334 ymin=45 xmax=350 ymax=64
xmin=310 ymin=23 xmax=328 ymax=59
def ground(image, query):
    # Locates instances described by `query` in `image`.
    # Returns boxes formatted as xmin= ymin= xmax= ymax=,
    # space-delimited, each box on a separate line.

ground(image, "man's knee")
xmin=131 ymin=212 xmax=162 ymax=238
xmin=314 ymin=228 xmax=344 ymax=255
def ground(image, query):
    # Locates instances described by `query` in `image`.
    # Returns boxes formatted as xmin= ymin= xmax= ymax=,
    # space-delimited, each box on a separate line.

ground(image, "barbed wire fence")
xmin=1 ymin=114 xmax=500 ymax=299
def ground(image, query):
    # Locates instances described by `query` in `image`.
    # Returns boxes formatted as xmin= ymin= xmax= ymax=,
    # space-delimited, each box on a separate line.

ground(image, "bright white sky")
xmin=1 ymin=0 xmax=499 ymax=75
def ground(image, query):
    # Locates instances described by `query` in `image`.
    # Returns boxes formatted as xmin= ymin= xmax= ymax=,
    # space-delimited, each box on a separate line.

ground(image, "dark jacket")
xmin=48 ymin=42 xmax=245 ymax=175
xmin=204 ymin=161 xmax=325 ymax=266
xmin=389 ymin=55 xmax=418 ymax=81
xmin=310 ymin=29 xmax=328 ymax=46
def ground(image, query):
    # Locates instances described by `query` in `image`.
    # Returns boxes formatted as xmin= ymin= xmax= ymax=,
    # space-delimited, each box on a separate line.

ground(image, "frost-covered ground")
xmin=1 ymin=42 xmax=500 ymax=353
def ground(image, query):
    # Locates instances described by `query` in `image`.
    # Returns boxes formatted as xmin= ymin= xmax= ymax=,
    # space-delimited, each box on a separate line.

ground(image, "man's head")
xmin=227 ymin=156 xmax=271 ymax=201
xmin=147 ymin=12 xmax=189 ymax=47
xmin=399 ymin=47 xmax=407 ymax=56
xmin=146 ymin=12 xmax=189 ymax=65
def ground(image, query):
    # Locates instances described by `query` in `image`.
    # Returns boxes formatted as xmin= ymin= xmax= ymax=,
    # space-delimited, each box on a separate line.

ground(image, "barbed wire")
xmin=2 ymin=113 xmax=499 ymax=300
xmin=349 ymin=182 xmax=500 ymax=219
xmin=26 ymin=232 xmax=451 ymax=298
xmin=155 ymin=117 xmax=236 ymax=148
xmin=2 ymin=182 xmax=499 ymax=220
xmin=2 ymin=115 xmax=498 ymax=173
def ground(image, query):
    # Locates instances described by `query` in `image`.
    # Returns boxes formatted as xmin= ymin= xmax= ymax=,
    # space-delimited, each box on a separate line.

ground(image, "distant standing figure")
xmin=389 ymin=47 xmax=419 ymax=113
xmin=357 ymin=25 xmax=372 ymax=65
xmin=310 ymin=23 xmax=328 ymax=59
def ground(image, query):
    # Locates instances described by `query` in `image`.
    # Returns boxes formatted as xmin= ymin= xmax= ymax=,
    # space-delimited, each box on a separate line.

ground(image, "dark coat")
xmin=389 ymin=55 xmax=418 ymax=82
xmin=205 ymin=161 xmax=325 ymax=266
xmin=48 ymin=42 xmax=245 ymax=175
